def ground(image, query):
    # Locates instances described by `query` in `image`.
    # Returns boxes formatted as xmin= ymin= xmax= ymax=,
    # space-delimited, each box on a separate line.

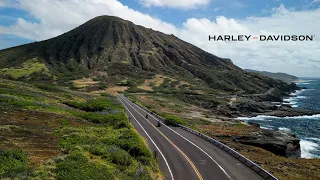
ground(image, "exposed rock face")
xmin=233 ymin=129 xmax=301 ymax=158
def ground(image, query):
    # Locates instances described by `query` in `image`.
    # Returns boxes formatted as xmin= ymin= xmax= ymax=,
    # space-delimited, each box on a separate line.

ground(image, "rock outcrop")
xmin=233 ymin=129 xmax=301 ymax=158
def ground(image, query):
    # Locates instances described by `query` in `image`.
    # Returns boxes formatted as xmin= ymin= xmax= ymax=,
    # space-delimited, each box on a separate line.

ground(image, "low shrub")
xmin=35 ymin=83 xmax=61 ymax=92
xmin=78 ymin=112 xmax=128 ymax=128
xmin=56 ymin=125 xmax=158 ymax=179
xmin=98 ymin=82 xmax=108 ymax=90
xmin=56 ymin=152 xmax=114 ymax=180
xmin=0 ymin=149 xmax=29 ymax=178
xmin=65 ymin=98 xmax=120 ymax=112
xmin=0 ymin=97 xmax=34 ymax=108
xmin=164 ymin=116 xmax=185 ymax=126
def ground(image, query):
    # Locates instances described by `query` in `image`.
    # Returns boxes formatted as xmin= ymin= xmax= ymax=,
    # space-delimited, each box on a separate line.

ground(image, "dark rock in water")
xmin=233 ymin=129 xmax=301 ymax=158
xmin=281 ymin=104 xmax=292 ymax=108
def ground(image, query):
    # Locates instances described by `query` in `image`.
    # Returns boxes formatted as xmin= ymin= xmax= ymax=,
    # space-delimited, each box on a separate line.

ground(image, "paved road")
xmin=118 ymin=95 xmax=264 ymax=180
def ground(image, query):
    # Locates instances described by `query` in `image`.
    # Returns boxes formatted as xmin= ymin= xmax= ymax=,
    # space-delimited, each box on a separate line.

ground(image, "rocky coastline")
xmin=216 ymin=85 xmax=319 ymax=158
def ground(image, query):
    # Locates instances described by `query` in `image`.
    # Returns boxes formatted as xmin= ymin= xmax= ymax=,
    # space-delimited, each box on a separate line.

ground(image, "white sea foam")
xmin=260 ymin=126 xmax=272 ymax=130
xmin=300 ymin=139 xmax=320 ymax=159
xmin=236 ymin=114 xmax=320 ymax=121
xmin=260 ymin=125 xmax=275 ymax=130
xmin=283 ymin=89 xmax=310 ymax=107
xmin=278 ymin=127 xmax=291 ymax=132
xmin=236 ymin=116 xmax=272 ymax=121
xmin=294 ymin=80 xmax=316 ymax=84
xmin=306 ymin=138 xmax=320 ymax=142
xmin=297 ymin=83 xmax=313 ymax=85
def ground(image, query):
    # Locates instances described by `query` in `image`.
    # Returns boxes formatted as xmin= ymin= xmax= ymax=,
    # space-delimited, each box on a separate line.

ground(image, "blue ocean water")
xmin=238 ymin=78 xmax=320 ymax=159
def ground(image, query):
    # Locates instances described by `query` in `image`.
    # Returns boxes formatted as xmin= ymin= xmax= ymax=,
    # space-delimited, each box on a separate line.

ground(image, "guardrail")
xmin=128 ymin=98 xmax=278 ymax=180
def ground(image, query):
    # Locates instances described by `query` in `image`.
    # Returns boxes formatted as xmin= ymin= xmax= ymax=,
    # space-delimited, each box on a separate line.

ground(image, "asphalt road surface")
xmin=118 ymin=95 xmax=264 ymax=180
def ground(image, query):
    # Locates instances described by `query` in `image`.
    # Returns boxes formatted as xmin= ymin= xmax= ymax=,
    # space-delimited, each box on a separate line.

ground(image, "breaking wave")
xmin=300 ymin=139 xmax=320 ymax=159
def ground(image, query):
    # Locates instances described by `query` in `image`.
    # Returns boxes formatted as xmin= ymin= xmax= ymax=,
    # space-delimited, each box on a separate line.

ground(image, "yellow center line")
xmin=119 ymin=95 xmax=203 ymax=180
xmin=155 ymin=126 xmax=203 ymax=180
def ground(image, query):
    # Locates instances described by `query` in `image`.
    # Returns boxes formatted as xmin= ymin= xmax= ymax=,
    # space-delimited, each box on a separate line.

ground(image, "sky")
xmin=0 ymin=0 xmax=320 ymax=77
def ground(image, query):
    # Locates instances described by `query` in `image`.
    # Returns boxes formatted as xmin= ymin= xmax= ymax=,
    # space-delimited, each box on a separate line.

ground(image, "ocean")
xmin=237 ymin=78 xmax=320 ymax=159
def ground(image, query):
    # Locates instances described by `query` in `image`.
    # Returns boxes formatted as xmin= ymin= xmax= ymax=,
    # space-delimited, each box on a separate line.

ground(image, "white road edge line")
xmin=118 ymin=97 xmax=174 ymax=180
xmin=119 ymin=95 xmax=233 ymax=180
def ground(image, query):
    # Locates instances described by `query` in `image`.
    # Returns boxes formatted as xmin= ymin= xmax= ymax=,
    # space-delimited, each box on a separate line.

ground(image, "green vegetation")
xmin=236 ymin=123 xmax=247 ymax=127
xmin=35 ymin=83 xmax=62 ymax=92
xmin=64 ymin=98 xmax=122 ymax=112
xmin=55 ymin=152 xmax=114 ymax=180
xmin=0 ymin=58 xmax=51 ymax=80
xmin=164 ymin=116 xmax=185 ymax=126
xmin=0 ymin=78 xmax=161 ymax=179
xmin=0 ymin=14 xmax=306 ymax=180
xmin=98 ymin=82 xmax=108 ymax=90
xmin=0 ymin=149 xmax=30 ymax=178
xmin=55 ymin=125 xmax=157 ymax=180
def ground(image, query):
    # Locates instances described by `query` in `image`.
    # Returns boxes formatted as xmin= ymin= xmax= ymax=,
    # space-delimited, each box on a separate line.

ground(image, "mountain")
xmin=0 ymin=16 xmax=296 ymax=95
xmin=245 ymin=69 xmax=299 ymax=83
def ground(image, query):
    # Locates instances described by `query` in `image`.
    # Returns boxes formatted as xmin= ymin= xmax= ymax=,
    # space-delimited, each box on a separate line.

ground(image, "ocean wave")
xmin=290 ymin=89 xmax=306 ymax=96
xmin=300 ymin=139 xmax=320 ymax=159
xmin=260 ymin=126 xmax=272 ymax=130
xmin=278 ymin=127 xmax=291 ymax=132
xmin=295 ymin=96 xmax=307 ymax=99
xmin=260 ymin=125 xmax=275 ymax=130
xmin=283 ymin=89 xmax=311 ymax=107
xmin=294 ymin=80 xmax=316 ymax=84
xmin=236 ymin=116 xmax=272 ymax=121
xmin=236 ymin=114 xmax=320 ymax=121
xmin=297 ymin=82 xmax=314 ymax=85
xmin=306 ymin=137 xmax=320 ymax=142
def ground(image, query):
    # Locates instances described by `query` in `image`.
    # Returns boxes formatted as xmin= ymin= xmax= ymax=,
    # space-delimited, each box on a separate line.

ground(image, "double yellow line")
xmin=154 ymin=125 xmax=203 ymax=180
xmin=119 ymin=95 xmax=203 ymax=180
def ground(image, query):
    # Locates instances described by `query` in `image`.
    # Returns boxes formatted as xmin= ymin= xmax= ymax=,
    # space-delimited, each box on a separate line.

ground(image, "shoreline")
xmin=234 ymin=83 xmax=320 ymax=159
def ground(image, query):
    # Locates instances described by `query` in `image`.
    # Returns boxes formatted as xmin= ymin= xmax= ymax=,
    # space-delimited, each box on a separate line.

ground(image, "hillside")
xmin=0 ymin=78 xmax=161 ymax=179
xmin=0 ymin=16 xmax=295 ymax=96
xmin=0 ymin=15 xmax=318 ymax=180
xmin=245 ymin=69 xmax=299 ymax=83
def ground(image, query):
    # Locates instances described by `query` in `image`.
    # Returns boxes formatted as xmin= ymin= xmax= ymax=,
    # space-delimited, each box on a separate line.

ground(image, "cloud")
xmin=0 ymin=0 xmax=12 ymax=7
xmin=139 ymin=0 xmax=210 ymax=9
xmin=0 ymin=2 xmax=319 ymax=76
xmin=177 ymin=4 xmax=320 ymax=76
xmin=0 ymin=0 xmax=177 ymax=40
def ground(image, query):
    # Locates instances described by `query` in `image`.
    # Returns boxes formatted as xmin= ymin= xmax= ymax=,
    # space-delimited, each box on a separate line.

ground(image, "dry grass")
xmin=138 ymin=75 xmax=165 ymax=91
xmin=138 ymin=74 xmax=190 ymax=91
xmin=135 ymin=94 xmax=221 ymax=123
xmin=93 ymin=86 xmax=128 ymax=95
xmin=0 ymin=110 xmax=86 ymax=166
xmin=72 ymin=78 xmax=99 ymax=88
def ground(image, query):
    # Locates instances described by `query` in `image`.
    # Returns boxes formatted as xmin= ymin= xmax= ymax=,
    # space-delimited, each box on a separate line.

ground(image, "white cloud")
xmin=0 ymin=2 xmax=319 ymax=77
xmin=177 ymin=5 xmax=320 ymax=76
xmin=139 ymin=0 xmax=210 ymax=9
xmin=0 ymin=0 xmax=177 ymax=40
xmin=0 ymin=1 xmax=5 ymax=7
